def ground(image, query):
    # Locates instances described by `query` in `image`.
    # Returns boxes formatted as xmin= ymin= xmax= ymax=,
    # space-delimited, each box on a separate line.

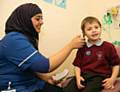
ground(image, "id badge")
xmin=1 ymin=89 xmax=16 ymax=92
xmin=1 ymin=81 xmax=16 ymax=92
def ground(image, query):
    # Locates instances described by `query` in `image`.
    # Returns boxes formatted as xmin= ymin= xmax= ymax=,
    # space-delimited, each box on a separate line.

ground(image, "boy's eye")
xmin=95 ymin=26 xmax=99 ymax=29
xmin=87 ymin=28 xmax=92 ymax=31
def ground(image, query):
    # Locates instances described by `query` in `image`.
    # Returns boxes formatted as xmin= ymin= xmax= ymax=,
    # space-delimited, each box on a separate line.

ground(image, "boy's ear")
xmin=82 ymin=32 xmax=87 ymax=42
xmin=83 ymin=32 xmax=85 ymax=38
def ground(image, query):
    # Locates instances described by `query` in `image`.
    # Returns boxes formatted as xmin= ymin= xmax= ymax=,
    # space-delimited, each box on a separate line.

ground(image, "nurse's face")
xmin=31 ymin=13 xmax=43 ymax=33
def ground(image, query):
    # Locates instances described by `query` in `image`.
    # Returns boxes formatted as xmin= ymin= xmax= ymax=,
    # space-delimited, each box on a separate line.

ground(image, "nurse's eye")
xmin=35 ymin=18 xmax=40 ymax=21
xmin=35 ymin=16 xmax=43 ymax=21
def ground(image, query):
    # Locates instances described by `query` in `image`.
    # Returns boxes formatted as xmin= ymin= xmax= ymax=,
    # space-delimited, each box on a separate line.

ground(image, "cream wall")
xmin=0 ymin=0 xmax=120 ymax=76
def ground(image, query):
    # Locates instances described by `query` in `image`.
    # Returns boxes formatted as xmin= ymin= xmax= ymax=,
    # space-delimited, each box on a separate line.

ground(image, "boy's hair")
xmin=81 ymin=16 xmax=101 ymax=36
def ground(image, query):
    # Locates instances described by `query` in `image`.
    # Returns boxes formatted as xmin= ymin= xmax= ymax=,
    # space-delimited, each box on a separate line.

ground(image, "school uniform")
xmin=64 ymin=40 xmax=120 ymax=92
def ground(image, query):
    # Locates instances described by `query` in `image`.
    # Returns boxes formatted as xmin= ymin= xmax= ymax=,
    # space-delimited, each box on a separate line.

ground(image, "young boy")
xmin=64 ymin=16 xmax=120 ymax=92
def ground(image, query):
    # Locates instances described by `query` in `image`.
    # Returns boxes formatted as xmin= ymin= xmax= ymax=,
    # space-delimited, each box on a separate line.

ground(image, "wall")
xmin=0 ymin=0 xmax=120 ymax=75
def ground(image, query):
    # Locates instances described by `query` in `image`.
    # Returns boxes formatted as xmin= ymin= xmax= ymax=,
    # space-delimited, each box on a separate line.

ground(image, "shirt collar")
xmin=86 ymin=39 xmax=104 ymax=48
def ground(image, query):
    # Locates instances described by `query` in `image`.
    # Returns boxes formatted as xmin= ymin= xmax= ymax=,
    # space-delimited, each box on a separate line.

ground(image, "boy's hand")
xmin=76 ymin=76 xmax=85 ymax=89
xmin=102 ymin=78 xmax=115 ymax=89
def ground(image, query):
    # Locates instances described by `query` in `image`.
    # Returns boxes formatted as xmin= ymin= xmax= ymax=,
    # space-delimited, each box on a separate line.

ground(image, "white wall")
xmin=0 ymin=0 xmax=120 ymax=75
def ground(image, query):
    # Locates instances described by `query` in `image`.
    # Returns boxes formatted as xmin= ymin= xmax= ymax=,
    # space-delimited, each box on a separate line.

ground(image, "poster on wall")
xmin=43 ymin=0 xmax=53 ymax=3
xmin=103 ymin=5 xmax=120 ymax=30
xmin=102 ymin=5 xmax=120 ymax=46
xmin=55 ymin=0 xmax=66 ymax=8
xmin=43 ymin=0 xmax=67 ymax=9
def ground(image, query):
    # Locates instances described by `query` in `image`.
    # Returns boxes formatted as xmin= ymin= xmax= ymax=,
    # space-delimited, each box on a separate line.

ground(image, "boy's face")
xmin=84 ymin=21 xmax=101 ymax=41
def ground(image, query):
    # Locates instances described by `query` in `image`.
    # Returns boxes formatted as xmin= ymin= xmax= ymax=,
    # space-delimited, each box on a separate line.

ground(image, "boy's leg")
xmin=63 ymin=77 xmax=79 ymax=92
xmin=81 ymin=76 xmax=104 ymax=92
xmin=41 ymin=82 xmax=63 ymax=92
